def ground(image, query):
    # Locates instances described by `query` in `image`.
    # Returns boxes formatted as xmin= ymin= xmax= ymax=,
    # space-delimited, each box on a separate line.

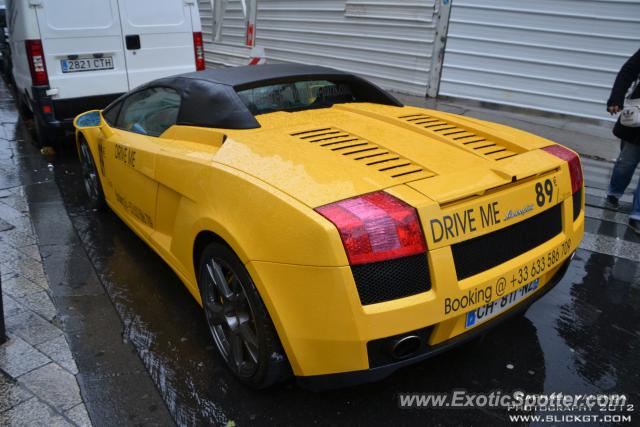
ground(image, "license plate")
xmin=465 ymin=278 xmax=539 ymax=328
xmin=61 ymin=57 xmax=114 ymax=73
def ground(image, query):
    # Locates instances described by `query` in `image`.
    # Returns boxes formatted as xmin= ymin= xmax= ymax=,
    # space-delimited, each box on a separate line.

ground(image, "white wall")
xmin=440 ymin=0 xmax=640 ymax=121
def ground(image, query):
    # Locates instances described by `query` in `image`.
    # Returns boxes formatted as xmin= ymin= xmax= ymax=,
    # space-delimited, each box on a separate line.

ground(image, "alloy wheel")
xmin=80 ymin=143 xmax=100 ymax=202
xmin=202 ymin=256 xmax=260 ymax=377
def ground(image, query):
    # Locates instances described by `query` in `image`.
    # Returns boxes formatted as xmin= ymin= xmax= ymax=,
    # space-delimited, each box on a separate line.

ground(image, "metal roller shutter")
xmin=440 ymin=0 xmax=640 ymax=121
xmin=199 ymin=0 xmax=449 ymax=96
xmin=199 ymin=0 xmax=249 ymax=65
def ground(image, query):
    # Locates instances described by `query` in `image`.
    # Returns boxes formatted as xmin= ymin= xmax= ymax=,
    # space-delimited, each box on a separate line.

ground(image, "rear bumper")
xmin=30 ymin=87 xmax=121 ymax=130
xmin=296 ymin=256 xmax=572 ymax=390
xmin=247 ymin=194 xmax=583 ymax=385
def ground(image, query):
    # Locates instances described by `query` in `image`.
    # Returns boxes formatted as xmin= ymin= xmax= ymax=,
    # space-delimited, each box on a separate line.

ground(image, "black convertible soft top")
xmin=133 ymin=64 xmax=403 ymax=129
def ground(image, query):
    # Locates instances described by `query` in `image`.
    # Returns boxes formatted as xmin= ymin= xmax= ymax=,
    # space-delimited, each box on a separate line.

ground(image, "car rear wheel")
xmin=198 ymin=242 xmax=291 ymax=388
xmin=78 ymin=137 xmax=106 ymax=211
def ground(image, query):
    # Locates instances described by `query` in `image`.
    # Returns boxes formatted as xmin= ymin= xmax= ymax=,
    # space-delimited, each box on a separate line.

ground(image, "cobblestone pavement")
xmin=0 ymin=85 xmax=92 ymax=426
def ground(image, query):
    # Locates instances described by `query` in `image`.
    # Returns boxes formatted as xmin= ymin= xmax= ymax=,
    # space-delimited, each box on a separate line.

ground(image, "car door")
xmin=105 ymin=87 xmax=181 ymax=236
xmin=116 ymin=0 xmax=196 ymax=88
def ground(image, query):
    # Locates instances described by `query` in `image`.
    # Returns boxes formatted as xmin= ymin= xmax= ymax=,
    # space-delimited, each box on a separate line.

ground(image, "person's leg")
xmin=631 ymin=180 xmax=640 ymax=220
xmin=607 ymin=141 xmax=640 ymax=200
xmin=629 ymin=173 xmax=640 ymax=234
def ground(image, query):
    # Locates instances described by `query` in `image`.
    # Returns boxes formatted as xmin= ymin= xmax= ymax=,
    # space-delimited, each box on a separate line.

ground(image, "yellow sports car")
xmin=74 ymin=64 xmax=584 ymax=389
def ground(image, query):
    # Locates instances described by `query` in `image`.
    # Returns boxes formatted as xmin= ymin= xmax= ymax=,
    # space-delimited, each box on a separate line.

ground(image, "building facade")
xmin=199 ymin=0 xmax=640 ymax=121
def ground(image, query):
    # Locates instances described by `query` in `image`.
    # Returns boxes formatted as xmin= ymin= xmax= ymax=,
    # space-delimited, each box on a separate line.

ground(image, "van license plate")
xmin=61 ymin=57 xmax=114 ymax=73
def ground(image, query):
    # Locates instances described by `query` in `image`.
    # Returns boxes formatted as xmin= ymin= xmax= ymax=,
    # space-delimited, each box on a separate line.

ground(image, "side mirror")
xmin=74 ymin=110 xmax=114 ymax=138
xmin=74 ymin=110 xmax=102 ymax=128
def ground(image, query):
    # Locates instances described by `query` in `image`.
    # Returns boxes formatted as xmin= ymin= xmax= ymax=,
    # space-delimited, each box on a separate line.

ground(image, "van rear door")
xmin=34 ymin=0 xmax=129 ymax=99
xmin=116 ymin=0 xmax=196 ymax=89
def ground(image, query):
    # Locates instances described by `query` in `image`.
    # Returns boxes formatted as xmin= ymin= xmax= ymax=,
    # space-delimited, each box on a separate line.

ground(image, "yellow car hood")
xmin=216 ymin=103 xmax=559 ymax=207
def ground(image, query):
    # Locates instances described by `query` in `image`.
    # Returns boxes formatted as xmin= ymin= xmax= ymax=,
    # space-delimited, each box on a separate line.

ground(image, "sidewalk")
xmin=0 ymin=91 xmax=91 ymax=425
xmin=0 ymin=77 xmax=173 ymax=426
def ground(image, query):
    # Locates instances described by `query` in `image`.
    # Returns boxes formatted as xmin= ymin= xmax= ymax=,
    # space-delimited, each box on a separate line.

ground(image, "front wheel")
xmin=198 ymin=242 xmax=291 ymax=388
xmin=78 ymin=136 xmax=106 ymax=211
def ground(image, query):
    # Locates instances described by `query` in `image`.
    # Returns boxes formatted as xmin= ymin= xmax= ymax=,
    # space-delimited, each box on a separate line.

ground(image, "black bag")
xmin=613 ymin=116 xmax=640 ymax=144
xmin=612 ymin=77 xmax=640 ymax=143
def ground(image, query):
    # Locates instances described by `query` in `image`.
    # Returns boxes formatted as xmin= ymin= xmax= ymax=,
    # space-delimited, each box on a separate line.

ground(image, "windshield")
xmin=236 ymin=80 xmax=358 ymax=115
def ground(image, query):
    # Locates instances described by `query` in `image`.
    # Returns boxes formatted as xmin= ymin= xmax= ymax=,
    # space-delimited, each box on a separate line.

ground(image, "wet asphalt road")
xmin=4 ymin=90 xmax=639 ymax=425
xmin=50 ymin=149 xmax=640 ymax=426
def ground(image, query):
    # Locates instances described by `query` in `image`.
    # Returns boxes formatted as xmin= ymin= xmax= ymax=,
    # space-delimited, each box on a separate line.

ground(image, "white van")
xmin=6 ymin=0 xmax=204 ymax=146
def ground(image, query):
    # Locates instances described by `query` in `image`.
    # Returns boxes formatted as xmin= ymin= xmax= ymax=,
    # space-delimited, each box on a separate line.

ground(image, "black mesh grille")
xmin=53 ymin=93 xmax=122 ymax=121
xmin=573 ymin=190 xmax=582 ymax=221
xmin=351 ymin=254 xmax=431 ymax=305
xmin=452 ymin=204 xmax=563 ymax=280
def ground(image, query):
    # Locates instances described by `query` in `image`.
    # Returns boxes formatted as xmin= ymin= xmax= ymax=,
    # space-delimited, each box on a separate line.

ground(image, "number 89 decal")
xmin=535 ymin=178 xmax=556 ymax=207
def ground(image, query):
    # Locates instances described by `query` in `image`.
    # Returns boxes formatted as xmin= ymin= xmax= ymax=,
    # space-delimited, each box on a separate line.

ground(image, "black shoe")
xmin=605 ymin=195 xmax=619 ymax=207
xmin=629 ymin=218 xmax=640 ymax=235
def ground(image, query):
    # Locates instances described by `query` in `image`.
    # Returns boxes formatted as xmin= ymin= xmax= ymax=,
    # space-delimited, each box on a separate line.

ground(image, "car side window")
xmin=102 ymin=100 xmax=122 ymax=126
xmin=115 ymin=88 xmax=181 ymax=137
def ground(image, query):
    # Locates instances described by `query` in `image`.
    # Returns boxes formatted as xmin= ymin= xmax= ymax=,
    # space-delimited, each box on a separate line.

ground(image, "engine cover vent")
xmin=398 ymin=114 xmax=521 ymax=161
xmin=291 ymin=127 xmax=434 ymax=180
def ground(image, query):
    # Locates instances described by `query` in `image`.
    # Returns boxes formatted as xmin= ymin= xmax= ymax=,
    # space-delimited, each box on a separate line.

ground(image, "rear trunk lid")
xmin=117 ymin=0 xmax=196 ymax=88
xmin=219 ymin=103 xmax=565 ymax=209
xmin=35 ymin=0 xmax=196 ymax=100
xmin=329 ymin=104 xmax=562 ymax=205
xmin=35 ymin=0 xmax=129 ymax=99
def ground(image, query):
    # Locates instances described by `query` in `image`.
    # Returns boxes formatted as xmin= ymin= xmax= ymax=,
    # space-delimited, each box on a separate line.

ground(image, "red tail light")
xmin=316 ymin=192 xmax=427 ymax=265
xmin=542 ymin=145 xmax=583 ymax=193
xmin=25 ymin=40 xmax=49 ymax=86
xmin=193 ymin=32 xmax=205 ymax=71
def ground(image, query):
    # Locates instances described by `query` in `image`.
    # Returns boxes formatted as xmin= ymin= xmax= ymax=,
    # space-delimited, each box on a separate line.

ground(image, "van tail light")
xmin=193 ymin=32 xmax=205 ymax=71
xmin=316 ymin=192 xmax=427 ymax=265
xmin=25 ymin=40 xmax=49 ymax=86
xmin=542 ymin=145 xmax=583 ymax=194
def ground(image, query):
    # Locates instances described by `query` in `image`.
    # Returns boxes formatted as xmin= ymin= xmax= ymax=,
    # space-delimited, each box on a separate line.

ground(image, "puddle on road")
xmin=51 ymin=150 xmax=640 ymax=426
xmin=57 ymin=177 xmax=231 ymax=425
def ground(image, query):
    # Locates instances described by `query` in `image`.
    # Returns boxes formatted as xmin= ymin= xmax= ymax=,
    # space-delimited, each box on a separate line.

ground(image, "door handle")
xmin=125 ymin=35 xmax=141 ymax=50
